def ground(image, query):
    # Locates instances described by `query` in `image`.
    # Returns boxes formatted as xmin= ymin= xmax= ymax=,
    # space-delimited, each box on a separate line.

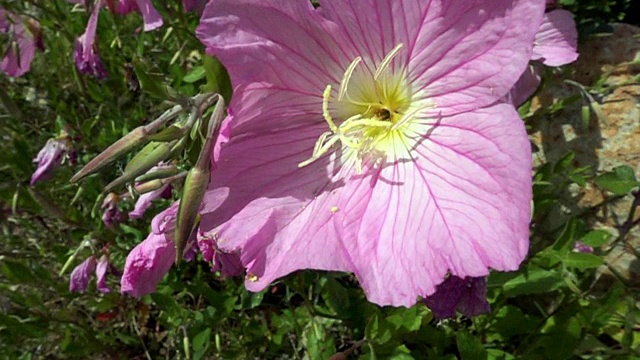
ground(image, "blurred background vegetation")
xmin=0 ymin=0 xmax=638 ymax=358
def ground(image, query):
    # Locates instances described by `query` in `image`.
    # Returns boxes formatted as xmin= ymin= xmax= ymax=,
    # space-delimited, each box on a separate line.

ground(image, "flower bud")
xmin=104 ymin=140 xmax=177 ymax=192
xmin=69 ymin=256 xmax=97 ymax=293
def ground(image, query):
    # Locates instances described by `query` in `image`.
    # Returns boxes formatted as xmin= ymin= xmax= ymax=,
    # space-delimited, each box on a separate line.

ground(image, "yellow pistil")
xmin=299 ymin=43 xmax=431 ymax=173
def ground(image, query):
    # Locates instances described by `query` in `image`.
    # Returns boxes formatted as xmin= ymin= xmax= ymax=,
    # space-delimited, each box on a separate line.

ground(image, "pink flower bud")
xmin=69 ymin=256 xmax=97 ymax=293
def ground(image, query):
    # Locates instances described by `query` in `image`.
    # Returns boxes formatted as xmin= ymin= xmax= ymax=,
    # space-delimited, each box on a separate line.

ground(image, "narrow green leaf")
xmin=564 ymin=252 xmax=604 ymax=270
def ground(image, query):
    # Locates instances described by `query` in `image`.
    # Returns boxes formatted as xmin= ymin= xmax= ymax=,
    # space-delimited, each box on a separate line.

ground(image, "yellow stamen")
xmin=338 ymin=57 xmax=362 ymax=101
xmin=374 ymin=43 xmax=404 ymax=81
xmin=322 ymin=85 xmax=337 ymax=132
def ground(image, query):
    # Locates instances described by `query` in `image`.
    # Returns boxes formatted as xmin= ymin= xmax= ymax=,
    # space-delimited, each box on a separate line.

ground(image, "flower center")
xmin=299 ymin=44 xmax=430 ymax=173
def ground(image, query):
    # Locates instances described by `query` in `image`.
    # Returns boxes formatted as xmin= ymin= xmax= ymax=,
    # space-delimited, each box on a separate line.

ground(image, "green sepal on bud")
xmin=71 ymin=127 xmax=148 ymax=183
xmin=174 ymin=95 xmax=225 ymax=263
xmin=70 ymin=102 xmax=186 ymax=184
xmin=104 ymin=140 xmax=177 ymax=193
xmin=135 ymin=163 xmax=178 ymax=183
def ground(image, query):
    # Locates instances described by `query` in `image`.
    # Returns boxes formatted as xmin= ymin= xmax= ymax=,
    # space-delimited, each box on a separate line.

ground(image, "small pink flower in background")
xmin=31 ymin=134 xmax=74 ymax=185
xmin=197 ymin=232 xmax=243 ymax=278
xmin=0 ymin=9 xmax=42 ymax=77
xmin=96 ymin=255 xmax=112 ymax=293
xmin=73 ymin=0 xmax=108 ymax=78
xmin=509 ymin=6 xmax=579 ymax=106
xmin=121 ymin=203 xmax=178 ymax=297
xmin=197 ymin=0 xmax=545 ymax=307
xmin=573 ymin=242 xmax=593 ymax=254
xmin=69 ymin=256 xmax=97 ymax=293
xmin=101 ymin=192 xmax=124 ymax=228
xmin=108 ymin=0 xmax=163 ymax=32
xmin=424 ymin=276 xmax=490 ymax=319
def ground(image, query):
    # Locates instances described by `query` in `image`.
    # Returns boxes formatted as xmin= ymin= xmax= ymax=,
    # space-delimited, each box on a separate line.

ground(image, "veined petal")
xmin=532 ymin=10 xmax=578 ymax=67
xmin=200 ymin=84 xmax=357 ymax=289
xmin=196 ymin=0 xmax=348 ymax=91
xmin=337 ymin=104 xmax=532 ymax=306
xmin=318 ymin=0 xmax=545 ymax=115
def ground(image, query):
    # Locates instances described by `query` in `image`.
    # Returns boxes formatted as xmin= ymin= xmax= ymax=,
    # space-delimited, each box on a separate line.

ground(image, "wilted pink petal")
xmin=74 ymin=0 xmax=108 ymax=78
xmin=120 ymin=232 xmax=175 ymax=297
xmin=507 ymin=64 xmax=543 ymax=106
xmin=101 ymin=193 xmax=123 ymax=228
xmin=532 ymin=10 xmax=578 ymax=67
xmin=197 ymin=0 xmax=542 ymax=306
xmin=113 ymin=0 xmax=163 ymax=31
xmin=96 ymin=255 xmax=111 ymax=293
xmin=31 ymin=138 xmax=70 ymax=185
xmin=70 ymin=256 xmax=97 ymax=293
xmin=198 ymin=232 xmax=243 ymax=277
xmin=0 ymin=11 xmax=40 ymax=77
xmin=424 ymin=276 xmax=490 ymax=319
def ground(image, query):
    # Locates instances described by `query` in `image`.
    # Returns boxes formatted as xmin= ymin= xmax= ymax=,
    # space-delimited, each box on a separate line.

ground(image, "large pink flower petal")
xmin=532 ymin=9 xmax=578 ymax=67
xmin=200 ymin=83 xmax=358 ymax=288
xmin=197 ymin=0 xmax=349 ymax=91
xmin=336 ymin=104 xmax=531 ymax=306
xmin=198 ymin=0 xmax=544 ymax=116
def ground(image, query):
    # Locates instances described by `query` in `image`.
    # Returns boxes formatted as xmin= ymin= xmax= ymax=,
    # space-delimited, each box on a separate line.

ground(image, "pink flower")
xmin=96 ymin=255 xmax=112 ymax=293
xmin=196 ymin=0 xmax=543 ymax=307
xmin=509 ymin=8 xmax=578 ymax=106
xmin=31 ymin=136 xmax=73 ymax=185
xmin=121 ymin=203 xmax=178 ymax=297
xmin=424 ymin=276 xmax=490 ymax=319
xmin=101 ymin=192 xmax=123 ymax=228
xmin=197 ymin=231 xmax=243 ymax=278
xmin=0 ymin=9 xmax=42 ymax=77
xmin=110 ymin=0 xmax=163 ymax=32
xmin=573 ymin=242 xmax=593 ymax=254
xmin=73 ymin=0 xmax=108 ymax=78
xmin=69 ymin=256 xmax=97 ymax=293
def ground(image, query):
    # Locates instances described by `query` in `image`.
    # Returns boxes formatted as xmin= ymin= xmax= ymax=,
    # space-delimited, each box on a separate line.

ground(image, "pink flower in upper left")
xmin=0 ymin=8 xmax=43 ymax=77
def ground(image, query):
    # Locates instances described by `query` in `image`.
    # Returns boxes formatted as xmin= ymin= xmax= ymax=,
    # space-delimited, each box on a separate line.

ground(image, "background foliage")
xmin=0 ymin=0 xmax=638 ymax=359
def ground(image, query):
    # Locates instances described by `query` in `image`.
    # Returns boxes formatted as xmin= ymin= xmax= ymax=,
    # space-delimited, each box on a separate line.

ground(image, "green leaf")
xmin=457 ymin=331 xmax=487 ymax=360
xmin=564 ymin=252 xmax=604 ymax=270
xmin=133 ymin=58 xmax=170 ymax=100
xmin=192 ymin=328 xmax=211 ymax=352
xmin=498 ymin=268 xmax=564 ymax=297
xmin=183 ymin=66 xmax=206 ymax=83
xmin=201 ymin=55 xmax=232 ymax=100
xmin=595 ymin=166 xmax=639 ymax=195
xmin=580 ymin=229 xmax=613 ymax=247
xmin=150 ymin=293 xmax=183 ymax=318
